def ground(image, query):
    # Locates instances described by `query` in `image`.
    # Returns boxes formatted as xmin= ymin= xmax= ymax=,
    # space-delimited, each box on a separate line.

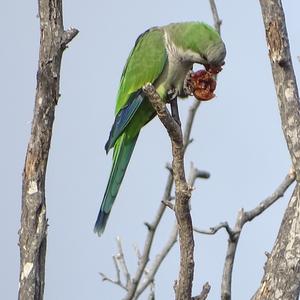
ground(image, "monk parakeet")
xmin=94 ymin=21 xmax=226 ymax=235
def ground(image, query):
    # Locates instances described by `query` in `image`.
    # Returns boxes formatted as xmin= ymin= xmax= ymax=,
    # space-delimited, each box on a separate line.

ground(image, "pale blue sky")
xmin=1 ymin=1 xmax=300 ymax=299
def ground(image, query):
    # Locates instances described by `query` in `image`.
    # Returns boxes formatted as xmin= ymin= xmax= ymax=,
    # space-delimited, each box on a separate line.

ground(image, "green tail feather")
xmin=94 ymin=133 xmax=139 ymax=235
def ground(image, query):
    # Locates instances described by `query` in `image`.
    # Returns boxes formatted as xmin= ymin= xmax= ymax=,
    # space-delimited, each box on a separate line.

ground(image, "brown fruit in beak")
xmin=190 ymin=70 xmax=217 ymax=101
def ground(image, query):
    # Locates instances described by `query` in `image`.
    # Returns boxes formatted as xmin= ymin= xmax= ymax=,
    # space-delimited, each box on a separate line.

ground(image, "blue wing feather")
xmin=105 ymin=90 xmax=145 ymax=153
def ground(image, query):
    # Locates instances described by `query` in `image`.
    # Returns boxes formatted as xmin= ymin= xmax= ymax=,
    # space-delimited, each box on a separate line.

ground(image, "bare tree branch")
xmin=122 ymin=95 xmax=205 ymax=299
xmin=102 ymin=162 xmax=209 ymax=298
xmin=18 ymin=1 xmax=78 ymax=300
xmin=259 ymin=1 xmax=300 ymax=180
xmin=116 ymin=237 xmax=131 ymax=290
xmin=194 ymin=222 xmax=234 ymax=238
xmin=133 ymin=164 xmax=210 ymax=299
xmin=99 ymin=255 xmax=127 ymax=291
xmin=183 ymin=101 xmax=201 ymax=152
xmin=143 ymin=83 xmax=195 ymax=300
xmin=188 ymin=163 xmax=210 ymax=184
xmin=245 ymin=169 xmax=295 ymax=222
xmin=192 ymin=282 xmax=211 ymax=300
xmin=134 ymin=224 xmax=178 ymax=299
xmin=209 ymin=0 xmax=222 ymax=34
xmin=251 ymin=1 xmax=300 ymax=298
xmin=99 ymin=238 xmax=132 ymax=291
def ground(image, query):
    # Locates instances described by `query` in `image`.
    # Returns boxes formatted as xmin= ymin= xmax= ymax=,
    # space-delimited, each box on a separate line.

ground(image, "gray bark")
xmin=18 ymin=1 xmax=78 ymax=299
xmin=252 ymin=0 xmax=300 ymax=299
xmin=259 ymin=0 xmax=300 ymax=177
xmin=252 ymin=186 xmax=300 ymax=300
xmin=143 ymin=84 xmax=195 ymax=300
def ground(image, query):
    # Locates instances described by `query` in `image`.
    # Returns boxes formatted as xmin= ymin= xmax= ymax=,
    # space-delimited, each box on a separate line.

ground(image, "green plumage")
xmin=116 ymin=28 xmax=167 ymax=114
xmin=94 ymin=22 xmax=226 ymax=235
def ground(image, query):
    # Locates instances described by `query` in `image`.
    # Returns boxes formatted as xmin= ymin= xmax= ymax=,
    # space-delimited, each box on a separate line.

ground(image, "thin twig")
xmin=133 ymin=244 xmax=142 ymax=263
xmin=209 ymin=0 xmax=222 ymax=34
xmin=116 ymin=237 xmax=131 ymax=289
xmin=183 ymin=101 xmax=201 ymax=152
xmin=188 ymin=163 xmax=210 ymax=185
xmin=113 ymin=255 xmax=123 ymax=288
xmin=134 ymin=224 xmax=178 ymax=299
xmin=244 ymin=169 xmax=296 ymax=222
xmin=194 ymin=222 xmax=234 ymax=238
xmin=222 ymin=171 xmax=296 ymax=300
xmin=147 ymin=282 xmax=155 ymax=300
xmin=99 ymin=255 xmax=127 ymax=290
xmin=192 ymin=282 xmax=211 ymax=300
xmin=162 ymin=200 xmax=175 ymax=210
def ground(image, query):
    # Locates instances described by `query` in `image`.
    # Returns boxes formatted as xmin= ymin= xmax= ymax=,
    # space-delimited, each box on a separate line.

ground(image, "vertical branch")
xmin=122 ymin=96 xmax=202 ymax=300
xmin=183 ymin=101 xmax=201 ymax=151
xmin=259 ymin=0 xmax=300 ymax=179
xmin=251 ymin=1 xmax=300 ymax=299
xmin=208 ymin=0 xmax=222 ymax=34
xmin=18 ymin=1 xmax=78 ymax=300
xmin=143 ymin=84 xmax=194 ymax=300
xmin=173 ymin=140 xmax=194 ymax=300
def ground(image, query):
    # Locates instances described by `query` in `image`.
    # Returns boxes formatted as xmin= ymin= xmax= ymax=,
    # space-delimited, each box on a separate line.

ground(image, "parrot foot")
xmin=183 ymin=70 xmax=194 ymax=96
xmin=170 ymin=97 xmax=181 ymax=127
xmin=167 ymin=87 xmax=181 ymax=126
xmin=167 ymin=87 xmax=179 ymax=102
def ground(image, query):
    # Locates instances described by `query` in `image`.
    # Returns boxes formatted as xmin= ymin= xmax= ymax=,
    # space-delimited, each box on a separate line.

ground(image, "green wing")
xmin=105 ymin=27 xmax=168 ymax=152
xmin=94 ymin=27 xmax=168 ymax=235
xmin=115 ymin=27 xmax=167 ymax=114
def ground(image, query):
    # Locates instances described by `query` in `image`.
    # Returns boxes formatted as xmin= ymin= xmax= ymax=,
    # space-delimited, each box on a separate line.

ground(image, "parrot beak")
xmin=204 ymin=62 xmax=225 ymax=75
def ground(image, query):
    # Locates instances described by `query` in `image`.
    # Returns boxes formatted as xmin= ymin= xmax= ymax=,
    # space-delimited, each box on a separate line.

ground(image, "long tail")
xmin=94 ymin=132 xmax=139 ymax=236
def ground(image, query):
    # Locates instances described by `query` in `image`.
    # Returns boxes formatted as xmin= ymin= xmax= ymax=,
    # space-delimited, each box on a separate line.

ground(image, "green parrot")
xmin=94 ymin=21 xmax=226 ymax=235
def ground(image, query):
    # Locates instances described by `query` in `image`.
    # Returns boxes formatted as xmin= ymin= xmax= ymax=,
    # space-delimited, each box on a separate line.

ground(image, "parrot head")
xmin=166 ymin=22 xmax=226 ymax=73
xmin=202 ymin=40 xmax=226 ymax=73
xmin=186 ymin=22 xmax=226 ymax=74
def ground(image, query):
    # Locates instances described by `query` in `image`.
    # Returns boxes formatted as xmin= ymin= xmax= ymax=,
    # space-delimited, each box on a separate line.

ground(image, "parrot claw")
xmin=167 ymin=87 xmax=178 ymax=102
xmin=183 ymin=70 xmax=194 ymax=96
xmin=170 ymin=98 xmax=181 ymax=126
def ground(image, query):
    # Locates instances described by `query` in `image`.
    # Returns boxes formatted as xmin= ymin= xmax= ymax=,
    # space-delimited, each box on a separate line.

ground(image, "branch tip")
xmin=192 ymin=282 xmax=211 ymax=300
xmin=61 ymin=27 xmax=79 ymax=47
xmin=162 ymin=200 xmax=175 ymax=210
xmin=165 ymin=163 xmax=173 ymax=173
xmin=144 ymin=222 xmax=154 ymax=231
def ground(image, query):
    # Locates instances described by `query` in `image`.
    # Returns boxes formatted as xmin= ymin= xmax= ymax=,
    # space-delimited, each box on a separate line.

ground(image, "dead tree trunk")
xmin=18 ymin=1 xmax=78 ymax=299
xmin=252 ymin=185 xmax=300 ymax=299
xmin=252 ymin=0 xmax=300 ymax=299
